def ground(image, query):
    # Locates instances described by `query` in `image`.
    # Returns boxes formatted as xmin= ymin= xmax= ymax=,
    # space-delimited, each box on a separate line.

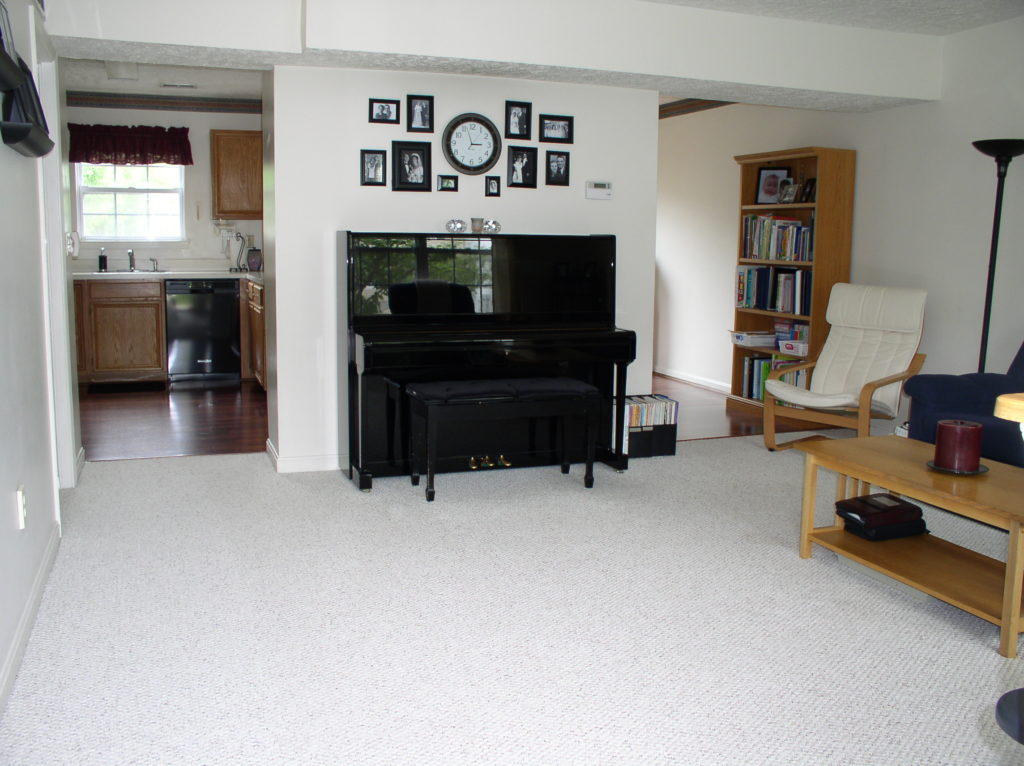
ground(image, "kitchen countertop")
xmin=73 ymin=270 xmax=263 ymax=283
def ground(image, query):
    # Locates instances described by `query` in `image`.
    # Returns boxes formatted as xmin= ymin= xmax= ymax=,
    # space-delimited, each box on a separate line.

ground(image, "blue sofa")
xmin=905 ymin=342 xmax=1024 ymax=467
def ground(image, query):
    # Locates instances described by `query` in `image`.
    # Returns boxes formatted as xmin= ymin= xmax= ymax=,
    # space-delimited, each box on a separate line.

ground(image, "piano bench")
xmin=404 ymin=377 xmax=601 ymax=501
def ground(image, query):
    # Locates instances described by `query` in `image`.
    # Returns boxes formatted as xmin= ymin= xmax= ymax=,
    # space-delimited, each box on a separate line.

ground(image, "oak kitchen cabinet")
xmin=211 ymin=130 xmax=263 ymax=220
xmin=246 ymin=279 xmax=266 ymax=390
xmin=76 ymin=280 xmax=167 ymax=382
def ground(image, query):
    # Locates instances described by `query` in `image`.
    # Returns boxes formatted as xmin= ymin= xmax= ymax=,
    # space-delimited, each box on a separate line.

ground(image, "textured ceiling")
xmin=643 ymin=0 xmax=1024 ymax=34
xmin=57 ymin=0 xmax=1024 ymax=111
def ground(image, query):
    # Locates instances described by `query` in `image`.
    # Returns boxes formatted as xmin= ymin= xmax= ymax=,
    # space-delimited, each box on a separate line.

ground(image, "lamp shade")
xmin=973 ymin=139 xmax=1024 ymax=162
xmin=995 ymin=393 xmax=1024 ymax=424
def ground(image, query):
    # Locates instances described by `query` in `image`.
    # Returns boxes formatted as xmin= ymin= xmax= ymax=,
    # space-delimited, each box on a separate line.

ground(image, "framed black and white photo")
xmin=504 ymin=100 xmax=531 ymax=140
xmin=360 ymin=150 xmax=386 ymax=186
xmin=369 ymin=98 xmax=400 ymax=124
xmin=756 ymin=167 xmax=790 ymax=204
xmin=437 ymin=174 xmax=458 ymax=191
xmin=407 ymin=94 xmax=434 ymax=132
xmin=485 ymin=176 xmax=500 ymax=197
xmin=539 ymin=114 xmax=573 ymax=143
xmin=392 ymin=141 xmax=431 ymax=191
xmin=778 ymin=178 xmax=799 ymax=203
xmin=507 ymin=146 xmax=537 ymax=188
xmin=545 ymin=150 xmax=570 ymax=186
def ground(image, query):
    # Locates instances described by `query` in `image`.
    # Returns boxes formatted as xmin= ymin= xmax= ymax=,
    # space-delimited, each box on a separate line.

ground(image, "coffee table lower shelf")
xmin=810 ymin=526 xmax=1019 ymax=628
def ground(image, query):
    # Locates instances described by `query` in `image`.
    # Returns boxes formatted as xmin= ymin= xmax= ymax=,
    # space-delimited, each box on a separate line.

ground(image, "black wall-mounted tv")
xmin=1 ymin=56 xmax=54 ymax=158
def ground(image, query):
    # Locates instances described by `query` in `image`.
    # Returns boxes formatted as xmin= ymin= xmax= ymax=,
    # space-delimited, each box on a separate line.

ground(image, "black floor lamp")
xmin=972 ymin=138 xmax=1024 ymax=373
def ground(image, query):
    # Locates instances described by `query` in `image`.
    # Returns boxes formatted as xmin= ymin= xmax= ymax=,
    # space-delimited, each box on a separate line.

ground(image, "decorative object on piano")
xmin=444 ymin=218 xmax=467 ymax=233
xmin=406 ymin=94 xmax=434 ymax=133
xmin=360 ymin=149 xmax=386 ymax=186
xmin=545 ymin=150 xmax=570 ymax=186
xmin=482 ymin=219 xmax=501 ymax=233
xmin=391 ymin=140 xmax=431 ymax=191
xmin=928 ymin=419 xmax=988 ymax=475
xmin=485 ymin=176 xmax=500 ymax=197
xmin=437 ymin=175 xmax=458 ymax=191
xmin=538 ymin=114 xmax=574 ymax=144
xmin=441 ymin=112 xmax=502 ymax=175
xmin=504 ymin=100 xmax=531 ymax=140
xmin=507 ymin=145 xmax=538 ymax=188
xmin=368 ymin=98 xmax=400 ymax=124
xmin=471 ymin=217 xmax=484 ymax=233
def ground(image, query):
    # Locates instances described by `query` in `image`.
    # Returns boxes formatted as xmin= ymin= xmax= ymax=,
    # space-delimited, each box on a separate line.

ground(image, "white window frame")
xmin=74 ymin=162 xmax=186 ymax=243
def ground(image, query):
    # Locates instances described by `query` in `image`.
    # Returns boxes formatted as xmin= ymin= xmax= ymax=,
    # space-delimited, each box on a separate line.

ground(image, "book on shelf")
xmin=735 ymin=265 xmax=813 ymax=315
xmin=740 ymin=214 xmax=815 ymax=262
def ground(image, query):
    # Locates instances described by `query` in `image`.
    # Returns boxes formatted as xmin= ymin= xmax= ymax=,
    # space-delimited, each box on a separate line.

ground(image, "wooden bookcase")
xmin=727 ymin=146 xmax=855 ymax=415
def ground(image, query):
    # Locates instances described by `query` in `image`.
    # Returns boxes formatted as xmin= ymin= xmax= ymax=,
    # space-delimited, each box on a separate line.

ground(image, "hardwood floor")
xmin=77 ymin=374 xmax=807 ymax=463
xmin=652 ymin=373 xmax=815 ymax=441
xmin=79 ymin=381 xmax=268 ymax=461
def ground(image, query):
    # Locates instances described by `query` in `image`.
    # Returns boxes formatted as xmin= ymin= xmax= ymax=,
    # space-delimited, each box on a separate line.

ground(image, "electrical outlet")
xmin=15 ymin=485 xmax=27 ymax=530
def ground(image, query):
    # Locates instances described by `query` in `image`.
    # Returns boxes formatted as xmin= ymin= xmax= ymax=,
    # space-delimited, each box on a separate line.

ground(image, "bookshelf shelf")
xmin=728 ymin=146 xmax=855 ymax=412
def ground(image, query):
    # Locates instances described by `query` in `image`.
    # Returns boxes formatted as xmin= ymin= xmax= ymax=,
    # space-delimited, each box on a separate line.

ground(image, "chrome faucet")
xmin=150 ymin=258 xmax=159 ymax=272
xmin=127 ymin=249 xmax=136 ymax=271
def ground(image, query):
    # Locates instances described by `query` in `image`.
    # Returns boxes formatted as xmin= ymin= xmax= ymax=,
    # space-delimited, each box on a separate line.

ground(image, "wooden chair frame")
xmin=763 ymin=352 xmax=926 ymax=451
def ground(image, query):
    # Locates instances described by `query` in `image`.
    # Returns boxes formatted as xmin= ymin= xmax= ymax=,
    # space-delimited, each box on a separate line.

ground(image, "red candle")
xmin=934 ymin=419 xmax=983 ymax=472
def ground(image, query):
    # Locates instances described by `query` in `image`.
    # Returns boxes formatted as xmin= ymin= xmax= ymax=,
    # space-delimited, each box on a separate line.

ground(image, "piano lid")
xmin=346 ymin=232 xmax=617 ymax=331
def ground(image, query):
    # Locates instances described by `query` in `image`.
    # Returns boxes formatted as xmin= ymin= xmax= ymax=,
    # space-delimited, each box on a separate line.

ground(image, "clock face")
xmin=442 ymin=113 xmax=501 ymax=175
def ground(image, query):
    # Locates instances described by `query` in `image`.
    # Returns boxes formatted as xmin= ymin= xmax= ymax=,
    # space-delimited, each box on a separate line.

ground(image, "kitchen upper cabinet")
xmin=211 ymin=130 xmax=263 ymax=220
xmin=76 ymin=280 xmax=167 ymax=382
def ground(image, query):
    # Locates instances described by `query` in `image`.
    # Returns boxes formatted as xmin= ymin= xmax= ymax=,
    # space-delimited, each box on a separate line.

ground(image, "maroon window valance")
xmin=68 ymin=123 xmax=194 ymax=165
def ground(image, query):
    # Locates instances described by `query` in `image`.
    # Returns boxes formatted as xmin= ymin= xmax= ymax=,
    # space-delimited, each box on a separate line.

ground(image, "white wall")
xmin=269 ymin=66 xmax=658 ymax=472
xmin=0 ymin=0 xmax=62 ymax=713
xmin=63 ymin=106 xmax=262 ymax=273
xmin=655 ymin=15 xmax=1024 ymax=391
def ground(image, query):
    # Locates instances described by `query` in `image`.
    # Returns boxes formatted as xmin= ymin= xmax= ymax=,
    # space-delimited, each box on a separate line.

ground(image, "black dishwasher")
xmin=165 ymin=279 xmax=241 ymax=385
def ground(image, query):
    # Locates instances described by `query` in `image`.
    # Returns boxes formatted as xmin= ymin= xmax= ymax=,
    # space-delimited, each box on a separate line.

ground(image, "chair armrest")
xmin=766 ymin=359 xmax=816 ymax=381
xmin=858 ymin=353 xmax=926 ymax=410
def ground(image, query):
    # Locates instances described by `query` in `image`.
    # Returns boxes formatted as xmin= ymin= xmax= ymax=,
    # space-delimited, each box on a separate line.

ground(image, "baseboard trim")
xmin=0 ymin=523 xmax=61 ymax=715
xmin=654 ymin=367 xmax=729 ymax=394
xmin=266 ymin=438 xmax=343 ymax=474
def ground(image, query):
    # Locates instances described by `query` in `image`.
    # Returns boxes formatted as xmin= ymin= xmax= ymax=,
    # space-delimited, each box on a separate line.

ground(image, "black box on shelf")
xmin=626 ymin=424 xmax=677 ymax=458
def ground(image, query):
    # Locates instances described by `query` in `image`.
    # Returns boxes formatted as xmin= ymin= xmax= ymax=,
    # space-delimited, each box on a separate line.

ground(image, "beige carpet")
xmin=1 ymin=435 xmax=1023 ymax=764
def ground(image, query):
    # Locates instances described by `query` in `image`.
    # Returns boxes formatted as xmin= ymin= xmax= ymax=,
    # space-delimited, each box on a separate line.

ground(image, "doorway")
xmin=78 ymin=381 xmax=268 ymax=461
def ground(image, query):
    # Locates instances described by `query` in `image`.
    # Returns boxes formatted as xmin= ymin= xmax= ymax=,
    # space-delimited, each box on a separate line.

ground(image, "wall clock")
xmin=441 ymin=113 xmax=502 ymax=175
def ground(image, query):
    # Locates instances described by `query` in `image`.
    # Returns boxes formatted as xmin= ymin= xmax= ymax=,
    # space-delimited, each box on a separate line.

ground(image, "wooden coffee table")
xmin=794 ymin=435 xmax=1024 ymax=657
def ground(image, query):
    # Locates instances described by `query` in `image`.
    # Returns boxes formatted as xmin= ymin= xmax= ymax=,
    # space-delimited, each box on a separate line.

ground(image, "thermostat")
xmin=586 ymin=180 xmax=612 ymax=200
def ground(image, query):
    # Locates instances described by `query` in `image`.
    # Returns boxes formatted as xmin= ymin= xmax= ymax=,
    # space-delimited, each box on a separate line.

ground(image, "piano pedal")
xmin=498 ymin=454 xmax=512 ymax=467
xmin=480 ymin=455 xmax=496 ymax=469
xmin=469 ymin=456 xmax=479 ymax=470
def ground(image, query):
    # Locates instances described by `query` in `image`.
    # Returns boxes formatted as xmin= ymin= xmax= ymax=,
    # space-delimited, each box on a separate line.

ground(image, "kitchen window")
xmin=74 ymin=162 xmax=185 ymax=242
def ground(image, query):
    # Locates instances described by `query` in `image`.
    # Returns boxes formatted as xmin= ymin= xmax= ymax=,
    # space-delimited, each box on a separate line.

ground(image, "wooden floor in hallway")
xmin=77 ymin=374 xmax=812 ymax=461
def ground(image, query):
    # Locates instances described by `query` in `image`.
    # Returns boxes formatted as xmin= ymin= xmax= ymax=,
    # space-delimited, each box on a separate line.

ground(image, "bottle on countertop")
xmin=98 ymin=247 xmax=107 ymax=272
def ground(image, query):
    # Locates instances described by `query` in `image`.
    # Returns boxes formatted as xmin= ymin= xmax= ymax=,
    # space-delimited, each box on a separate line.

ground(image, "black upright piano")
xmin=344 ymin=231 xmax=637 ymax=490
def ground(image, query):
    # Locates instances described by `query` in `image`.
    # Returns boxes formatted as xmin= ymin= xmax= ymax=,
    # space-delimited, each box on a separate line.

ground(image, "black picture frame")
xmin=407 ymin=94 xmax=434 ymax=132
xmin=485 ymin=176 xmax=501 ymax=197
xmin=507 ymin=146 xmax=537 ymax=188
xmin=545 ymin=150 xmax=570 ymax=186
xmin=360 ymin=150 xmax=386 ymax=186
xmin=504 ymin=100 xmax=531 ymax=140
xmin=369 ymin=98 xmax=400 ymax=124
xmin=392 ymin=141 xmax=431 ymax=191
xmin=756 ymin=167 xmax=790 ymax=204
xmin=437 ymin=174 xmax=458 ymax=191
xmin=539 ymin=114 xmax=573 ymax=143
